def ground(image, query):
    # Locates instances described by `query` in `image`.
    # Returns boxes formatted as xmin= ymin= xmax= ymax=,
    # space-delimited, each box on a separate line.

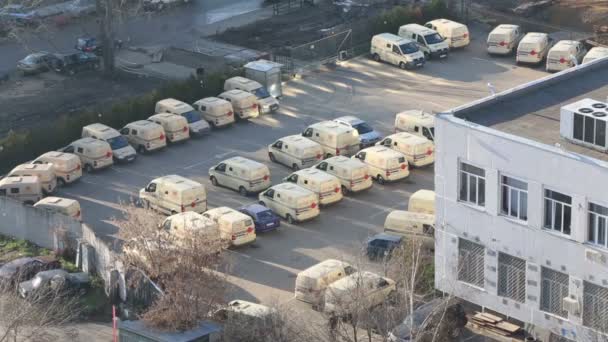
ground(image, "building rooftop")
xmin=449 ymin=57 xmax=608 ymax=162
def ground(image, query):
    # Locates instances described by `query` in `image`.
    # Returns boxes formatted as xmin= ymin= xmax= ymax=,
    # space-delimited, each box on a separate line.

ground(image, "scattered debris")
xmin=469 ymin=312 xmax=522 ymax=338
xmin=513 ymin=0 xmax=553 ymax=17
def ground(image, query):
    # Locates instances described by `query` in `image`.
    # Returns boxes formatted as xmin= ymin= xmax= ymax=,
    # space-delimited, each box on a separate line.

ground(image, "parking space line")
xmin=183 ymin=151 xmax=236 ymax=170
xmin=226 ymin=250 xmax=302 ymax=275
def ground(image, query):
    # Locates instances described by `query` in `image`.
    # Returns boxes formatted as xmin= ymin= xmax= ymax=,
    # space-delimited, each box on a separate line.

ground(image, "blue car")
xmin=334 ymin=116 xmax=382 ymax=148
xmin=367 ymin=233 xmax=403 ymax=260
xmin=239 ymin=204 xmax=280 ymax=233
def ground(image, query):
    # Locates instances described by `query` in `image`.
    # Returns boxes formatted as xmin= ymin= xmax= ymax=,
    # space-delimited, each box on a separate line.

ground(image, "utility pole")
xmin=96 ymin=0 xmax=115 ymax=74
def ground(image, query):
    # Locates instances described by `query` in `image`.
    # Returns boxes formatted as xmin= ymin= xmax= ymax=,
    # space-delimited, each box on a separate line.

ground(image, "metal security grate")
xmin=498 ymin=253 xmax=526 ymax=303
xmin=583 ymin=281 xmax=608 ymax=334
xmin=458 ymin=238 xmax=485 ymax=288
xmin=540 ymin=267 xmax=569 ymax=318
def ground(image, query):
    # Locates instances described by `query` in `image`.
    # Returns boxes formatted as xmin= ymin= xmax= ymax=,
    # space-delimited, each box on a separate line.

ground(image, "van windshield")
xmin=399 ymin=42 xmax=419 ymax=54
xmin=424 ymin=33 xmax=444 ymax=44
xmin=107 ymin=135 xmax=129 ymax=150
xmin=253 ymin=87 xmax=271 ymax=99
xmin=353 ymin=122 xmax=374 ymax=135
xmin=182 ymin=110 xmax=202 ymax=123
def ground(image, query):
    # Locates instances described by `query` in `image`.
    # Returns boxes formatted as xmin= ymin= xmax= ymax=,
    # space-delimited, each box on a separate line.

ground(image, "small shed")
xmin=244 ymin=59 xmax=283 ymax=98
xmin=119 ymin=320 xmax=222 ymax=342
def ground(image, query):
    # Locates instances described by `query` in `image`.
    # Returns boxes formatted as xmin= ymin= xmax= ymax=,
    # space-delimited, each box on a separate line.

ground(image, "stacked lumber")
xmin=470 ymin=312 xmax=521 ymax=337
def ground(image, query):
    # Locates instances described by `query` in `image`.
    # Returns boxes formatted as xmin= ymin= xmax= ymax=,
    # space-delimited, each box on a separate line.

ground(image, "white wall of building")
xmin=434 ymin=114 xmax=608 ymax=342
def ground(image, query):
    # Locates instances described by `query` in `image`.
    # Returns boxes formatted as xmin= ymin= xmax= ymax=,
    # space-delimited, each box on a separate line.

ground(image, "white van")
xmin=546 ymin=40 xmax=586 ymax=72
xmin=82 ymin=123 xmax=136 ymax=163
xmin=398 ymin=23 xmax=449 ymax=59
xmin=161 ymin=211 xmax=219 ymax=242
xmin=140 ymin=175 xmax=207 ymax=215
xmin=34 ymin=197 xmax=82 ymax=221
xmin=215 ymin=300 xmax=276 ymax=325
xmin=120 ymin=120 xmax=167 ymax=154
xmin=202 ymin=207 xmax=256 ymax=246
xmin=516 ymin=32 xmax=552 ymax=65
xmin=284 ymin=168 xmax=343 ymax=206
xmin=59 ymin=137 xmax=113 ymax=172
xmin=0 ymin=176 xmax=43 ymax=205
xmin=370 ymin=33 xmax=425 ymax=69
xmin=224 ymin=76 xmax=279 ymax=114
xmin=425 ymin=19 xmax=470 ymax=48
xmin=148 ymin=113 xmax=190 ymax=143
xmin=324 ymin=271 xmax=396 ymax=315
xmin=408 ymin=189 xmax=435 ymax=215
xmin=314 ymin=156 xmax=372 ymax=194
xmin=32 ymin=151 xmax=82 ymax=186
xmin=353 ymin=146 xmax=409 ymax=184
xmin=376 ymin=132 xmax=434 ymax=167
xmin=302 ymin=121 xmax=360 ymax=158
xmin=583 ymin=47 xmax=608 ymax=64
xmin=384 ymin=210 xmax=435 ymax=246
xmin=209 ymin=156 xmax=271 ymax=196
xmin=268 ymin=135 xmax=324 ymax=170
xmin=295 ymin=259 xmax=356 ymax=307
xmin=258 ymin=183 xmax=319 ymax=224
xmin=486 ymin=24 xmax=523 ymax=55
xmin=218 ymin=90 xmax=259 ymax=120
xmin=154 ymin=98 xmax=210 ymax=137
xmin=193 ymin=97 xmax=235 ymax=128
xmin=9 ymin=164 xmax=57 ymax=195
xmin=394 ymin=110 xmax=435 ymax=141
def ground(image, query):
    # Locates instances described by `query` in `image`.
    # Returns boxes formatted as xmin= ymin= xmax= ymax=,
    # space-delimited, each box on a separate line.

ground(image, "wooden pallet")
xmin=469 ymin=312 xmax=521 ymax=337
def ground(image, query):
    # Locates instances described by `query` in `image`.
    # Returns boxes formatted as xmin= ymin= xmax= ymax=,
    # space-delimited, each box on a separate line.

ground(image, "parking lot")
xmin=54 ymin=28 xmax=547 ymax=309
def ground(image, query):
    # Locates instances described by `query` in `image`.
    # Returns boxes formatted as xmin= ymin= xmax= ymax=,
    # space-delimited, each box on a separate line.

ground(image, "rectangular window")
xmin=540 ymin=267 xmax=569 ymax=318
xmin=588 ymin=203 xmax=608 ymax=249
xmin=10 ymin=188 xmax=19 ymax=194
xmin=459 ymin=162 xmax=485 ymax=207
xmin=583 ymin=281 xmax=608 ymax=334
xmin=501 ymin=176 xmax=528 ymax=221
xmin=457 ymin=238 xmax=485 ymax=288
xmin=544 ymin=189 xmax=572 ymax=235
xmin=497 ymin=253 xmax=526 ymax=303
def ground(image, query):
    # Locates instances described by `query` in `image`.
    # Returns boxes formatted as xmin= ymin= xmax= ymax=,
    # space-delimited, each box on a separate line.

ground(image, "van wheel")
xmin=57 ymin=178 xmax=66 ymax=187
xmin=286 ymin=214 xmax=295 ymax=224
xmin=210 ymin=176 xmax=218 ymax=186
xmin=424 ymin=52 xmax=431 ymax=60
xmin=238 ymin=186 xmax=247 ymax=196
xmin=84 ymin=164 xmax=93 ymax=173
xmin=376 ymin=175 xmax=385 ymax=185
xmin=372 ymin=53 xmax=380 ymax=62
xmin=137 ymin=145 xmax=146 ymax=154
xmin=399 ymin=62 xmax=407 ymax=70
xmin=259 ymin=201 xmax=266 ymax=207
xmin=341 ymin=185 xmax=349 ymax=195
xmin=292 ymin=163 xmax=299 ymax=171
xmin=143 ymin=200 xmax=150 ymax=209
xmin=24 ymin=201 xmax=34 ymax=206
xmin=325 ymin=153 xmax=332 ymax=159
xmin=268 ymin=153 xmax=276 ymax=162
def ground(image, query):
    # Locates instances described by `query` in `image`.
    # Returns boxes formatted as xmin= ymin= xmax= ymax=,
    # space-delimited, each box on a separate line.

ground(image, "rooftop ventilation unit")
xmin=560 ymin=98 xmax=608 ymax=152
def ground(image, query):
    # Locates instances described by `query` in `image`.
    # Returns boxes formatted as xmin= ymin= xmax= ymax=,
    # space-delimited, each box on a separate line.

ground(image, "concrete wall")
xmin=434 ymin=115 xmax=608 ymax=342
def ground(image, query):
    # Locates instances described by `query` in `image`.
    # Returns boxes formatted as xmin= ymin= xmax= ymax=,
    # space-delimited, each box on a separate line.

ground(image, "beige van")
xmin=148 ymin=113 xmax=190 ymax=143
xmin=0 ymin=176 xmax=43 ymax=205
xmin=218 ymin=90 xmax=259 ymax=120
xmin=32 ymin=151 xmax=82 ymax=186
xmin=486 ymin=24 xmax=523 ymax=55
xmin=376 ymin=132 xmax=434 ymax=167
xmin=394 ymin=110 xmax=435 ymax=141
xmin=59 ymin=137 xmax=113 ymax=172
xmin=34 ymin=197 xmax=81 ymax=221
xmin=160 ymin=211 xmax=219 ymax=242
xmin=9 ymin=163 xmax=57 ymax=195
xmin=295 ymin=259 xmax=356 ymax=307
xmin=516 ymin=32 xmax=552 ymax=65
xmin=224 ymin=76 xmax=279 ymax=114
xmin=302 ymin=121 xmax=360 ymax=158
xmin=384 ymin=210 xmax=435 ymax=246
xmin=370 ymin=33 xmax=425 ymax=69
xmin=258 ymin=183 xmax=319 ymax=224
xmin=209 ymin=156 xmax=271 ymax=196
xmin=314 ymin=156 xmax=372 ymax=194
xmin=215 ymin=300 xmax=277 ymax=326
xmin=324 ymin=271 xmax=396 ymax=315
xmin=155 ymin=98 xmax=210 ymax=137
xmin=425 ymin=19 xmax=470 ymax=48
xmin=120 ymin=120 xmax=167 ymax=154
xmin=193 ymin=97 xmax=235 ymax=128
xmin=202 ymin=207 xmax=256 ymax=246
xmin=139 ymin=175 xmax=207 ymax=215
xmin=546 ymin=40 xmax=586 ymax=72
xmin=82 ymin=123 xmax=137 ymax=163
xmin=284 ymin=168 xmax=342 ymax=206
xmin=268 ymin=135 xmax=324 ymax=171
xmin=408 ymin=190 xmax=435 ymax=215
xmin=353 ymin=146 xmax=409 ymax=184
xmin=398 ymin=23 xmax=449 ymax=59
xmin=583 ymin=47 xmax=608 ymax=64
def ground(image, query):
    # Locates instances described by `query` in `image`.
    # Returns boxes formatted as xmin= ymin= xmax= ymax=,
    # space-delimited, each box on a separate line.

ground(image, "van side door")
xmin=213 ymin=163 xmax=228 ymax=186
xmin=271 ymin=140 xmax=286 ymax=165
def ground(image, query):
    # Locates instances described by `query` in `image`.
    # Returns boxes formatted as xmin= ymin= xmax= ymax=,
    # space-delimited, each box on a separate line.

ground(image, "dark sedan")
xmin=239 ymin=204 xmax=280 ymax=233
xmin=17 ymin=52 xmax=59 ymax=75
xmin=366 ymin=233 xmax=403 ymax=260
xmin=0 ymin=256 xmax=60 ymax=286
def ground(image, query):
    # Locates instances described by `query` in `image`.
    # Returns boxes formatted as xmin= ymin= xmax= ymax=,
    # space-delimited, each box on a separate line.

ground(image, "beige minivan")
xmin=193 ymin=97 xmax=235 ymax=128
xmin=139 ymin=175 xmax=207 ymax=215
xmin=408 ymin=189 xmax=435 ymax=215
xmin=224 ymin=76 xmax=279 ymax=114
xmin=209 ymin=156 xmax=271 ymax=196
xmin=148 ymin=113 xmax=190 ymax=143
xmin=353 ymin=146 xmax=409 ymax=184
xmin=160 ymin=211 xmax=219 ymax=242
xmin=425 ymin=19 xmax=470 ymax=48
xmin=516 ymin=32 xmax=552 ymax=65
xmin=324 ymin=271 xmax=396 ymax=315
xmin=486 ymin=24 xmax=523 ymax=55
xmin=218 ymin=90 xmax=259 ymax=120
xmin=258 ymin=183 xmax=320 ymax=224
xmin=32 ymin=151 xmax=82 ymax=186
xmin=0 ymin=176 xmax=43 ymax=205
xmin=120 ymin=120 xmax=167 ymax=154
xmin=268 ymin=135 xmax=324 ymax=171
xmin=155 ymin=98 xmax=210 ymax=137
xmin=82 ymin=123 xmax=137 ymax=163
xmin=284 ymin=168 xmax=343 ymax=206
xmin=376 ymin=132 xmax=434 ymax=167
xmin=394 ymin=110 xmax=435 ymax=142
xmin=34 ymin=197 xmax=82 ymax=221
xmin=384 ymin=210 xmax=435 ymax=248
xmin=302 ymin=121 xmax=360 ymax=158
xmin=202 ymin=207 xmax=256 ymax=246
xmin=314 ymin=156 xmax=372 ymax=194
xmin=9 ymin=163 xmax=57 ymax=195
xmin=295 ymin=259 xmax=356 ymax=308
xmin=59 ymin=137 xmax=113 ymax=172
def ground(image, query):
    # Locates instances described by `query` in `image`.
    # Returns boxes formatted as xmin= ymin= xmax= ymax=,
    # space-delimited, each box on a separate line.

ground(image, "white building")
xmin=434 ymin=56 xmax=608 ymax=341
